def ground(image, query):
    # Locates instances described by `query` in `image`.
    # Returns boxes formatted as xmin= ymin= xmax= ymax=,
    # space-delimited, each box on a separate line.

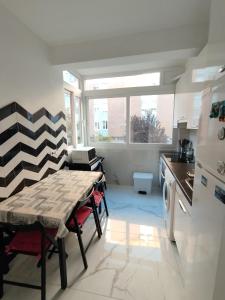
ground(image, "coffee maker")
xmin=178 ymin=139 xmax=194 ymax=162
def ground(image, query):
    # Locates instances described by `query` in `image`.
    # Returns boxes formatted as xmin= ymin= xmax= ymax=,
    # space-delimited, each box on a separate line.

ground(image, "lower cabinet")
xmin=174 ymin=185 xmax=192 ymax=280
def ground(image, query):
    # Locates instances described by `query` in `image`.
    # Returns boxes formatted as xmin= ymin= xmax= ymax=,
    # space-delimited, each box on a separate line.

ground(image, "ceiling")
xmin=1 ymin=0 xmax=211 ymax=46
xmin=65 ymin=49 xmax=198 ymax=78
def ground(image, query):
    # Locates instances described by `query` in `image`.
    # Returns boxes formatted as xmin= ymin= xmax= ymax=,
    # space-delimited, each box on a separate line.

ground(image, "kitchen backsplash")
xmin=0 ymin=102 xmax=68 ymax=201
xmin=177 ymin=126 xmax=198 ymax=156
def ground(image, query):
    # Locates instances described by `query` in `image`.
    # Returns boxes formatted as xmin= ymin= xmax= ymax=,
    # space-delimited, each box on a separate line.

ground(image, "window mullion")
xmin=126 ymin=96 xmax=130 ymax=145
xmin=70 ymin=93 xmax=76 ymax=147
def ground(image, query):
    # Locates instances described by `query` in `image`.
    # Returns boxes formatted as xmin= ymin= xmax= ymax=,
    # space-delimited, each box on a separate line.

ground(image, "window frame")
xmin=86 ymin=90 xmax=175 ymax=147
xmin=84 ymin=72 xmax=161 ymax=91
xmin=63 ymin=73 xmax=84 ymax=148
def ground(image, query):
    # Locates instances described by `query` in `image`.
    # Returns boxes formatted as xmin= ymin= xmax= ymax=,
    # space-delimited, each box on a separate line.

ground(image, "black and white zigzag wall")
xmin=0 ymin=102 xmax=68 ymax=201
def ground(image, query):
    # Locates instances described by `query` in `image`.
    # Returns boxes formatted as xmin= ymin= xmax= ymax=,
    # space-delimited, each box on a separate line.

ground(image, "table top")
xmin=0 ymin=170 xmax=102 ymax=238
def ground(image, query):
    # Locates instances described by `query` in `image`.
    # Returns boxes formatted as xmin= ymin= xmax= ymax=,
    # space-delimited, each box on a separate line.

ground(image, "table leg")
xmin=0 ymin=231 xmax=4 ymax=298
xmin=57 ymin=238 xmax=67 ymax=290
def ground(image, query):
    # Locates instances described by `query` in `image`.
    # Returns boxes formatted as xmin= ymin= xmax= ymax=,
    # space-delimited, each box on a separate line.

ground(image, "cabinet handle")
xmin=178 ymin=199 xmax=187 ymax=213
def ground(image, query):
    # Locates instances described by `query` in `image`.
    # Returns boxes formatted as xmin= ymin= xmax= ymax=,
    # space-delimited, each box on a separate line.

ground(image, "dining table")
xmin=0 ymin=169 xmax=103 ymax=290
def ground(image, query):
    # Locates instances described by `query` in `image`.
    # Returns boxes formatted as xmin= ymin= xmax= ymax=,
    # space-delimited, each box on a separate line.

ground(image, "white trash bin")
xmin=133 ymin=172 xmax=153 ymax=194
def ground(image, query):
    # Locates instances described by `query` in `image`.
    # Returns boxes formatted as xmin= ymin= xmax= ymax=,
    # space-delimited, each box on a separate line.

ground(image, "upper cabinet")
xmin=174 ymin=68 xmax=203 ymax=129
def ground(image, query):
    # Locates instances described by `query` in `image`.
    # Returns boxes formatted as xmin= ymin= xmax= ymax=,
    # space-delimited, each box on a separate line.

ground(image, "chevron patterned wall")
xmin=0 ymin=102 xmax=68 ymax=201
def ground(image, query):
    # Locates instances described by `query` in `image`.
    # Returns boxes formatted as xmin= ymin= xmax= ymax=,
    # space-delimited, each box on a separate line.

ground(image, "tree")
xmin=130 ymin=111 xmax=168 ymax=143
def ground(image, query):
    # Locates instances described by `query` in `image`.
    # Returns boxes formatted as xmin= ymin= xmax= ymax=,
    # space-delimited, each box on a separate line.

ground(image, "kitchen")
xmin=0 ymin=0 xmax=225 ymax=300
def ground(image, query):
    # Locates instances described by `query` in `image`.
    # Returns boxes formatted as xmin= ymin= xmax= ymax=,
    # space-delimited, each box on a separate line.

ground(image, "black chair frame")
xmin=48 ymin=187 xmax=102 ymax=270
xmin=66 ymin=187 xmax=102 ymax=269
xmin=0 ymin=221 xmax=65 ymax=300
xmin=94 ymin=176 xmax=109 ymax=218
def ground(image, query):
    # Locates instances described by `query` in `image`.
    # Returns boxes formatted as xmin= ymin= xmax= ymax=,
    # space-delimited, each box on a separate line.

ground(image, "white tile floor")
xmin=2 ymin=185 xmax=186 ymax=300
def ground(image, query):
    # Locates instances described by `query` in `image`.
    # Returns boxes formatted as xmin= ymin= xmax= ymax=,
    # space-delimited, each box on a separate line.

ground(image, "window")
xmin=88 ymin=97 xmax=126 ymax=143
xmin=74 ymin=97 xmax=83 ymax=145
xmin=95 ymin=121 xmax=100 ymax=129
xmin=64 ymin=90 xmax=73 ymax=146
xmin=63 ymin=70 xmax=79 ymax=89
xmin=102 ymin=120 xmax=108 ymax=129
xmin=130 ymin=95 xmax=174 ymax=144
xmin=192 ymin=66 xmax=222 ymax=83
xmin=64 ymin=90 xmax=83 ymax=146
xmin=85 ymin=72 xmax=160 ymax=90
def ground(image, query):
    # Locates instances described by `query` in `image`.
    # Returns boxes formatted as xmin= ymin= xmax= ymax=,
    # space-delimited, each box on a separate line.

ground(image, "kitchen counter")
xmin=161 ymin=153 xmax=195 ymax=205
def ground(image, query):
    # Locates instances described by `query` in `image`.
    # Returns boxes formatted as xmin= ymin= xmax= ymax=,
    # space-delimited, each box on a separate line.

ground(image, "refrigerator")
xmin=186 ymin=72 xmax=225 ymax=300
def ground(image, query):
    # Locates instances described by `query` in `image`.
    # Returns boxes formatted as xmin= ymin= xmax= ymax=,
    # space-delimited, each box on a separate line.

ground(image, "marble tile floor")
xmin=2 ymin=185 xmax=186 ymax=300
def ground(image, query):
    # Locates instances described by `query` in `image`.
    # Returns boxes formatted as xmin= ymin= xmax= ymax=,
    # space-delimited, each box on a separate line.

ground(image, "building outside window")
xmin=89 ymin=98 xmax=126 ymax=143
xmin=85 ymin=71 xmax=174 ymax=145
xmin=88 ymin=94 xmax=174 ymax=144
xmin=102 ymin=120 xmax=108 ymax=129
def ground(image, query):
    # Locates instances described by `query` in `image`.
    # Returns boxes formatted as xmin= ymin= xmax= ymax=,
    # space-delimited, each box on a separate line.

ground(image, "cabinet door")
xmin=173 ymin=92 xmax=189 ymax=127
xmin=174 ymin=186 xmax=191 ymax=277
xmin=187 ymin=92 xmax=202 ymax=129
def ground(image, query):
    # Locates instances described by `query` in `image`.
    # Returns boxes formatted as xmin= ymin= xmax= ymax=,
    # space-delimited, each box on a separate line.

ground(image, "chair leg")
xmin=98 ymin=202 xmax=102 ymax=215
xmin=0 ymin=273 xmax=2 ymax=299
xmin=76 ymin=229 xmax=88 ymax=269
xmin=0 ymin=231 xmax=4 ymax=299
xmin=48 ymin=246 xmax=56 ymax=259
xmin=103 ymin=196 xmax=109 ymax=217
xmin=57 ymin=238 xmax=67 ymax=290
xmin=93 ymin=206 xmax=102 ymax=238
xmin=41 ymin=250 xmax=46 ymax=300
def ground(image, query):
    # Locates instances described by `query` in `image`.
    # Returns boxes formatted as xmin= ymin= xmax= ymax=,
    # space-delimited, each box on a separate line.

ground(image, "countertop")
xmin=161 ymin=153 xmax=195 ymax=205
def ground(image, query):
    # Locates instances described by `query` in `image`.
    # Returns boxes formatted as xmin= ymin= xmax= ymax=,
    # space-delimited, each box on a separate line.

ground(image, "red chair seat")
xmin=6 ymin=228 xmax=57 ymax=256
xmin=68 ymin=206 xmax=93 ymax=229
xmin=93 ymin=191 xmax=104 ymax=206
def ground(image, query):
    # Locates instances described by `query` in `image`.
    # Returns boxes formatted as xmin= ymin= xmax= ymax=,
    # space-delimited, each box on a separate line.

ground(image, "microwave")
xmin=71 ymin=147 xmax=96 ymax=164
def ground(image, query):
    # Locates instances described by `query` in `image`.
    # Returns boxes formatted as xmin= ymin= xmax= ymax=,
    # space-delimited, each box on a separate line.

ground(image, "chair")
xmin=65 ymin=187 xmax=102 ymax=269
xmin=0 ymin=221 xmax=63 ymax=300
xmin=93 ymin=175 xmax=109 ymax=218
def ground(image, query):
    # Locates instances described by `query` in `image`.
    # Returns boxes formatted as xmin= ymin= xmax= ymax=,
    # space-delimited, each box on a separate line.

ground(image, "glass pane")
xmin=89 ymin=98 xmax=126 ymax=143
xmin=85 ymin=73 xmax=160 ymax=90
xmin=130 ymin=94 xmax=174 ymax=144
xmin=74 ymin=97 xmax=83 ymax=145
xmin=63 ymin=70 xmax=79 ymax=88
xmin=64 ymin=90 xmax=73 ymax=146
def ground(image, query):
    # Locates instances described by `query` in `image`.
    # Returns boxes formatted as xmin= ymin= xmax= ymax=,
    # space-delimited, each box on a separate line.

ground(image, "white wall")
xmin=95 ymin=140 xmax=177 ymax=187
xmin=0 ymin=4 xmax=66 ymax=199
xmin=0 ymin=4 xmax=64 ymax=114
xmin=50 ymin=24 xmax=208 ymax=65
xmin=208 ymin=0 xmax=225 ymax=44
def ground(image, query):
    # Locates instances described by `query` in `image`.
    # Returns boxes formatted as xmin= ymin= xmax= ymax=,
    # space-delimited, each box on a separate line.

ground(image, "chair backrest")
xmin=0 ymin=221 xmax=47 ymax=256
xmin=66 ymin=187 xmax=95 ymax=227
xmin=0 ymin=221 xmax=44 ymax=234
xmin=94 ymin=174 xmax=105 ymax=193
